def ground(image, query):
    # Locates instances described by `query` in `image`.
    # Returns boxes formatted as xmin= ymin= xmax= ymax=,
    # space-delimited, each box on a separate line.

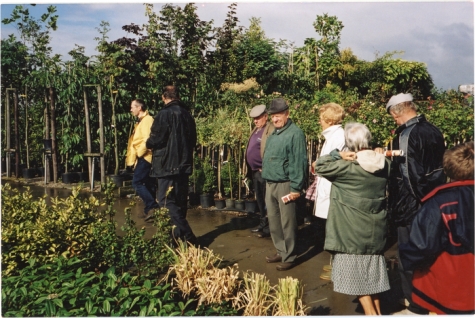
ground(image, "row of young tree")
xmin=2 ymin=3 xmax=472 ymax=186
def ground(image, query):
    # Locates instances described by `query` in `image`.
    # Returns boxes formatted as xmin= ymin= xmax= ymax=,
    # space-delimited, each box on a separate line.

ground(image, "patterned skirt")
xmin=331 ymin=253 xmax=390 ymax=295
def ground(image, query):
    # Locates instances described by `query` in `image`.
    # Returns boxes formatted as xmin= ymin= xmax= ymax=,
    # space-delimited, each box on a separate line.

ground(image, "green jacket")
xmin=316 ymin=149 xmax=390 ymax=255
xmin=262 ymin=119 xmax=308 ymax=193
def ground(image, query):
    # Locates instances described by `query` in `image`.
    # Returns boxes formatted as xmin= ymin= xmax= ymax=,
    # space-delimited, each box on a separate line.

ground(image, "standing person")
xmin=146 ymin=86 xmax=197 ymax=244
xmin=262 ymin=98 xmax=308 ymax=271
xmin=385 ymin=93 xmax=446 ymax=315
xmin=398 ymin=141 xmax=474 ymax=315
xmin=315 ymin=123 xmax=391 ymax=315
xmin=311 ymin=103 xmax=346 ymax=280
xmin=245 ymin=104 xmax=275 ymax=238
xmin=125 ymin=99 xmax=159 ymax=219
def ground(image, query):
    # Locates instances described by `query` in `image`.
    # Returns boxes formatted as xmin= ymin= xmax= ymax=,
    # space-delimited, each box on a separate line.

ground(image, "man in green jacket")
xmin=261 ymin=98 xmax=308 ymax=271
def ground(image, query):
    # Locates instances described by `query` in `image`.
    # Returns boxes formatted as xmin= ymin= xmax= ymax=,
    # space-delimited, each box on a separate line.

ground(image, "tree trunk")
xmin=111 ymin=90 xmax=119 ymax=175
xmin=13 ymin=89 xmax=19 ymax=178
xmin=44 ymin=91 xmax=50 ymax=182
xmin=49 ymin=87 xmax=58 ymax=182
xmin=97 ymin=85 xmax=106 ymax=185
xmin=83 ymin=87 xmax=92 ymax=183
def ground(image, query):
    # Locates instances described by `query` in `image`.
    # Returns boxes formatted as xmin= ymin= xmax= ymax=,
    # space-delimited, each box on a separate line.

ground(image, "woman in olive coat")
xmin=315 ymin=122 xmax=391 ymax=315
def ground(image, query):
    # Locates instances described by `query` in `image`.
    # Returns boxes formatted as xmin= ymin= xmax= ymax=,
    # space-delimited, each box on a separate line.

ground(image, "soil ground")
xmin=3 ymin=177 xmax=407 ymax=315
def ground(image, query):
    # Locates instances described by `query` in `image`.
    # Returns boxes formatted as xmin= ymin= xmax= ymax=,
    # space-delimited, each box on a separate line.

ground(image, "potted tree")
xmin=200 ymin=156 xmax=216 ymax=208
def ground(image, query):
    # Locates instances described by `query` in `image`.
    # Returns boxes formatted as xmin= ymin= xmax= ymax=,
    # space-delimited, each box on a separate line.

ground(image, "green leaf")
xmin=103 ymin=299 xmax=111 ymax=313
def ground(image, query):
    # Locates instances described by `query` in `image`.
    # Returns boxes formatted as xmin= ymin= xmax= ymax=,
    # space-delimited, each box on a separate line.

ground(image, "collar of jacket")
xmin=164 ymin=99 xmax=180 ymax=108
xmin=421 ymin=180 xmax=474 ymax=202
xmin=137 ymin=110 xmax=149 ymax=122
xmin=322 ymin=124 xmax=342 ymax=140
xmin=274 ymin=118 xmax=293 ymax=135
xmin=253 ymin=122 xmax=269 ymax=133
xmin=395 ymin=114 xmax=427 ymax=134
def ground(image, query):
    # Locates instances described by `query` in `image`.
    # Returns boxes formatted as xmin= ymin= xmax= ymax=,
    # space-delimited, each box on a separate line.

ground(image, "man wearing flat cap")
xmin=244 ymin=105 xmax=275 ymax=238
xmin=261 ymin=98 xmax=308 ymax=271
xmin=385 ymin=93 xmax=446 ymax=315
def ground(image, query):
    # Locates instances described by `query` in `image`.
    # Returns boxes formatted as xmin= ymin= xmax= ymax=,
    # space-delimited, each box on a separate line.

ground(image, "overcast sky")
xmin=1 ymin=1 xmax=474 ymax=90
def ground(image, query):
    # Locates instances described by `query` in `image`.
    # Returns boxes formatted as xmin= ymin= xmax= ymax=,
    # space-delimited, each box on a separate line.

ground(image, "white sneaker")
xmin=391 ymin=308 xmax=420 ymax=315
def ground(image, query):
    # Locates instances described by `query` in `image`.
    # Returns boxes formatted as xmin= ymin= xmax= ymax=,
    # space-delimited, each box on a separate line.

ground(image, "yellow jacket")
xmin=126 ymin=111 xmax=154 ymax=166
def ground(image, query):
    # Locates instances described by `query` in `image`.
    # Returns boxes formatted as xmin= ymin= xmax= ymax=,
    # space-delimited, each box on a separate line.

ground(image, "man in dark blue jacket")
xmin=385 ymin=93 xmax=446 ymax=315
xmin=146 ymin=85 xmax=197 ymax=244
xmin=398 ymin=141 xmax=474 ymax=315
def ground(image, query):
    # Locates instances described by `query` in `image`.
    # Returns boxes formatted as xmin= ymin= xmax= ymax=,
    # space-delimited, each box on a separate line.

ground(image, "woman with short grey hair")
xmin=315 ymin=122 xmax=391 ymax=315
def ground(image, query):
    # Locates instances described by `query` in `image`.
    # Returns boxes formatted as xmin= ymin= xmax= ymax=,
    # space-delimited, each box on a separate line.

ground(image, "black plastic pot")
xmin=200 ymin=193 xmax=212 ymax=208
xmin=108 ymin=175 xmax=124 ymax=188
xmin=235 ymin=200 xmax=245 ymax=211
xmin=76 ymin=171 xmax=89 ymax=182
xmin=225 ymin=198 xmax=235 ymax=209
xmin=22 ymin=168 xmax=37 ymax=179
xmin=245 ymin=200 xmax=257 ymax=213
xmin=62 ymin=172 xmax=79 ymax=184
xmin=215 ymin=199 xmax=226 ymax=209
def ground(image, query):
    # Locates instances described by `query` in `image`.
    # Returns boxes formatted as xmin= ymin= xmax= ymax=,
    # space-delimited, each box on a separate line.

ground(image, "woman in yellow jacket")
xmin=126 ymin=99 xmax=158 ymax=220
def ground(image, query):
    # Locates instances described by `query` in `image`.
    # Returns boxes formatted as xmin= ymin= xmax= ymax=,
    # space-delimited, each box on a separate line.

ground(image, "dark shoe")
xmin=137 ymin=212 xmax=147 ymax=219
xmin=250 ymin=227 xmax=263 ymax=233
xmin=266 ymin=254 xmax=282 ymax=263
xmin=256 ymin=232 xmax=270 ymax=238
xmin=276 ymin=262 xmax=295 ymax=271
xmin=144 ymin=214 xmax=154 ymax=222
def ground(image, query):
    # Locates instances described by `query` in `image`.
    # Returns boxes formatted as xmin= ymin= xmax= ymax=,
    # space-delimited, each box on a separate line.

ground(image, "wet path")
xmin=2 ymin=179 xmax=405 ymax=315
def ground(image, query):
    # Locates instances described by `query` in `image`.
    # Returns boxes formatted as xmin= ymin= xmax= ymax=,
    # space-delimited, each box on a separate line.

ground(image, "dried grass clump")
xmin=164 ymin=241 xmax=223 ymax=298
xmin=195 ymin=263 xmax=241 ymax=307
xmin=164 ymin=242 xmax=309 ymax=315
xmin=236 ymin=271 xmax=274 ymax=316
xmin=272 ymin=276 xmax=308 ymax=316
xmin=221 ymin=78 xmax=259 ymax=93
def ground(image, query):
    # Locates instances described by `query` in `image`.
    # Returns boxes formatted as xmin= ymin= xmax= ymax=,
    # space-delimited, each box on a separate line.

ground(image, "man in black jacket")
xmin=146 ymin=86 xmax=197 ymax=244
xmin=385 ymin=93 xmax=446 ymax=315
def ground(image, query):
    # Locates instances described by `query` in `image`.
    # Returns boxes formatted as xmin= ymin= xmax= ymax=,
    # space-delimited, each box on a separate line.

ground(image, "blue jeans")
xmin=132 ymin=158 xmax=158 ymax=215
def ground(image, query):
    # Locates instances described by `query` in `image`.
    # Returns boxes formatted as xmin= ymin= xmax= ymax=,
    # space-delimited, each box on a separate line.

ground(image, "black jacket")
xmin=146 ymin=100 xmax=196 ymax=177
xmin=388 ymin=114 xmax=446 ymax=226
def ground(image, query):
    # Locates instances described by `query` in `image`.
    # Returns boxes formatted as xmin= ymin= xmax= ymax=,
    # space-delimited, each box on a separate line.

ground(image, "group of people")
xmin=126 ymin=85 xmax=197 ymax=244
xmin=126 ymin=86 xmax=474 ymax=315
xmin=243 ymin=94 xmax=473 ymax=315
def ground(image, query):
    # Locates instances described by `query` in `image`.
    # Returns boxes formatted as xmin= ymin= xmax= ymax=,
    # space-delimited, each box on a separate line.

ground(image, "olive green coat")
xmin=315 ymin=149 xmax=390 ymax=255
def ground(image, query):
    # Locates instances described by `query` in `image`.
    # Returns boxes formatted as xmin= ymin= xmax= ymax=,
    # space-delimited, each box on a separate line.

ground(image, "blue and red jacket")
xmin=399 ymin=180 xmax=474 ymax=315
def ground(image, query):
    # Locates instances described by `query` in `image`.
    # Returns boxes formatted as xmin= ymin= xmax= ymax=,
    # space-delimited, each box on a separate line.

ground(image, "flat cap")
xmin=386 ymin=93 xmax=413 ymax=113
xmin=249 ymin=104 xmax=266 ymax=118
xmin=268 ymin=98 xmax=289 ymax=114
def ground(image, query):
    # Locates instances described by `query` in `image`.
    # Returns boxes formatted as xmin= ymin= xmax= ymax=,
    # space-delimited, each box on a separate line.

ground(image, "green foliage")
xmin=192 ymin=155 xmax=216 ymax=194
xmin=1 ymin=182 xmax=175 ymax=278
xmin=1 ymin=183 xmax=103 ymax=276
xmin=221 ymin=159 xmax=239 ymax=198
xmin=1 ymin=3 xmax=470 ymax=182
xmin=1 ymin=256 xmax=196 ymax=317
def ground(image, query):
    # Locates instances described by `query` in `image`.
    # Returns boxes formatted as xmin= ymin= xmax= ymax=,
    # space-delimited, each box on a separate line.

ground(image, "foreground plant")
xmin=237 ymin=271 xmax=273 ymax=316
xmin=1 ymin=256 xmax=196 ymax=317
xmin=195 ymin=264 xmax=241 ymax=307
xmin=164 ymin=241 xmax=223 ymax=297
xmin=272 ymin=276 xmax=308 ymax=316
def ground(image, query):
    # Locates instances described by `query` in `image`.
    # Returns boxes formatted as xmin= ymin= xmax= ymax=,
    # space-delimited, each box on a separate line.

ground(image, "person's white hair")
xmin=344 ymin=122 xmax=372 ymax=152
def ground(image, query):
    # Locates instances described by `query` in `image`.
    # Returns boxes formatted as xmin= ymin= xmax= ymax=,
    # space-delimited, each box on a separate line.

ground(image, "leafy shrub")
xmin=1 ymin=256 xmax=196 ymax=317
xmin=1 ymin=183 xmax=103 ymax=276
xmin=1 ymin=182 xmax=174 ymax=278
